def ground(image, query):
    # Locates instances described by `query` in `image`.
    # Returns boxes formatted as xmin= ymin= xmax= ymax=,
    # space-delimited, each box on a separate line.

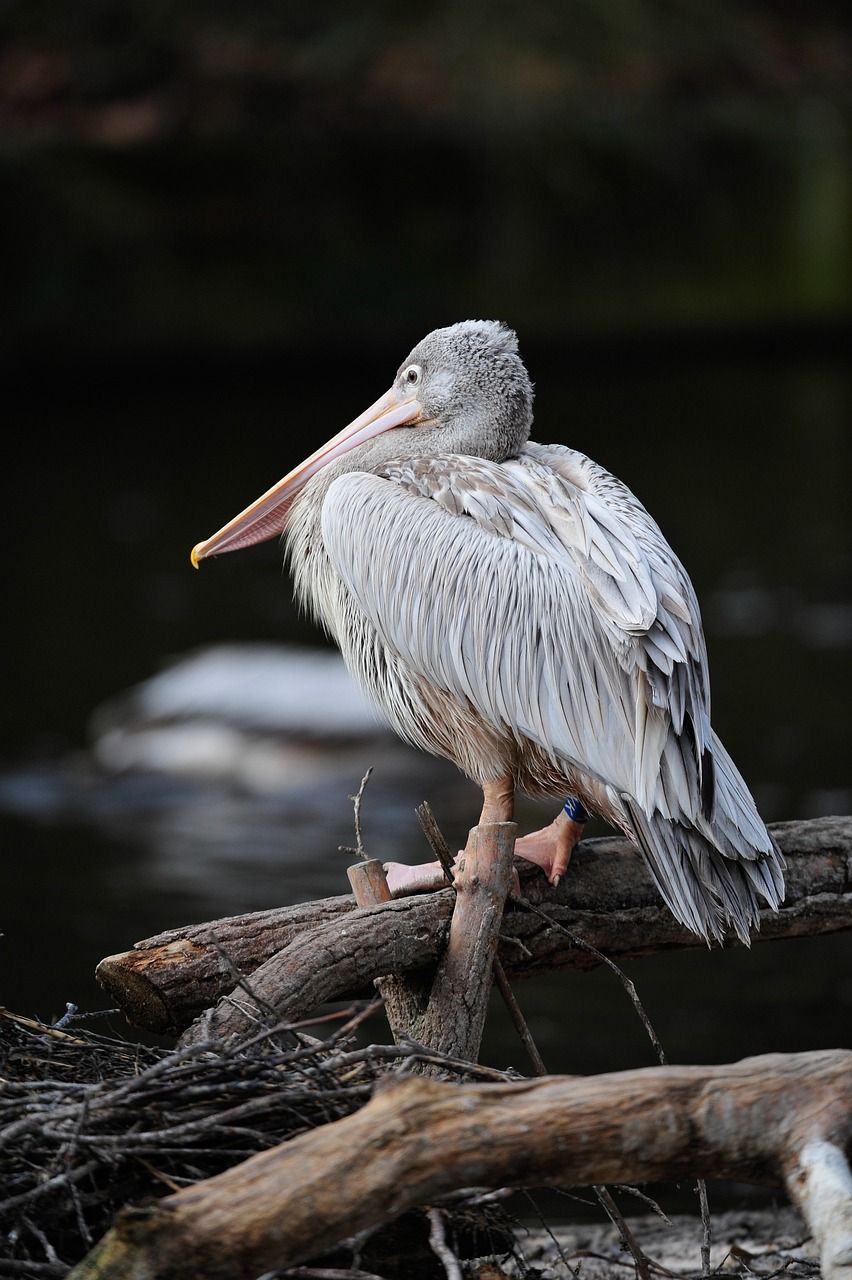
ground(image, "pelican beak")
xmin=191 ymin=384 xmax=423 ymax=566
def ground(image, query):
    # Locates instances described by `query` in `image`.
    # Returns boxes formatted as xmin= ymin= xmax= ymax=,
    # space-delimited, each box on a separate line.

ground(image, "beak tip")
xmin=190 ymin=543 xmax=203 ymax=569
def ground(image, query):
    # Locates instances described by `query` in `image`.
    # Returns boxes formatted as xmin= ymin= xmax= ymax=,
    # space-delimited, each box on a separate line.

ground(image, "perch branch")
xmin=95 ymin=817 xmax=852 ymax=1036
xmin=418 ymin=800 xmax=549 ymax=1076
xmin=416 ymin=820 xmax=517 ymax=1065
xmin=177 ymin=894 xmax=451 ymax=1046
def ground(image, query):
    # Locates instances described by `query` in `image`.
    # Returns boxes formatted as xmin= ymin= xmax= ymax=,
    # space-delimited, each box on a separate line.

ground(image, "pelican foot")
xmin=385 ymin=850 xmax=521 ymax=896
xmin=514 ymin=811 xmax=585 ymax=887
xmin=384 ymin=860 xmax=453 ymax=898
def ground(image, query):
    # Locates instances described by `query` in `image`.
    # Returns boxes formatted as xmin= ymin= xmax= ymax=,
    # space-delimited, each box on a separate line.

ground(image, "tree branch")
xmin=416 ymin=820 xmax=516 ymax=1065
xmin=67 ymin=1049 xmax=852 ymax=1280
xmin=95 ymin=817 xmax=852 ymax=1037
xmin=346 ymin=858 xmax=431 ymax=1042
xmin=177 ymin=894 xmax=452 ymax=1046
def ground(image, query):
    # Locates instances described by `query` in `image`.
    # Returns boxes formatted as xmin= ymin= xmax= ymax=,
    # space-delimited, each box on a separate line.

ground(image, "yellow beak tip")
xmin=190 ymin=544 xmax=203 ymax=569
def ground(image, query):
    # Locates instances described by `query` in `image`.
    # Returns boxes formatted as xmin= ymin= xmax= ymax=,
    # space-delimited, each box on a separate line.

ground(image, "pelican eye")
xmin=403 ymin=365 xmax=421 ymax=387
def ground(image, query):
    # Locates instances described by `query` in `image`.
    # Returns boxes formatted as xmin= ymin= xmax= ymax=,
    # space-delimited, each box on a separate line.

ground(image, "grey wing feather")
xmin=321 ymin=444 xmax=784 ymax=941
xmin=323 ymin=455 xmax=636 ymax=793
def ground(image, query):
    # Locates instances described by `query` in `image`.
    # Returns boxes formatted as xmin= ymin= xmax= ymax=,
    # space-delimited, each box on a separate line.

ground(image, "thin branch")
xmin=492 ymin=958 xmax=548 ymax=1077
xmin=519 ymin=1188 xmax=582 ymax=1280
xmin=282 ymin=1270 xmax=389 ymax=1280
xmin=339 ymin=768 xmax=374 ymax=860
xmin=508 ymin=892 xmax=668 ymax=1066
xmin=53 ymin=1002 xmax=78 ymax=1029
xmin=698 ymin=1177 xmax=712 ymax=1277
xmin=415 ymin=801 xmax=456 ymax=884
xmin=594 ymin=1184 xmax=653 ymax=1280
xmin=426 ymin=1207 xmax=463 ymax=1280
xmin=611 ymin=1184 xmax=672 ymax=1225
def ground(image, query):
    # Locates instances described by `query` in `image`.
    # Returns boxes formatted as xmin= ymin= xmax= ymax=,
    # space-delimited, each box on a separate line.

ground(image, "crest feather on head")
xmin=442 ymin=319 xmax=519 ymax=356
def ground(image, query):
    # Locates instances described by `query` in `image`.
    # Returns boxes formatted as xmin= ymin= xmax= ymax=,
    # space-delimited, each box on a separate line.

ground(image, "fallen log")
xmin=67 ymin=1048 xmax=852 ymax=1280
xmin=96 ymin=816 xmax=852 ymax=1035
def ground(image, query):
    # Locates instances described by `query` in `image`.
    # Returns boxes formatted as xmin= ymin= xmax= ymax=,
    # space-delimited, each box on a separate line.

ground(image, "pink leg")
xmin=514 ymin=809 xmax=586 ymax=886
xmin=384 ymin=776 xmax=515 ymax=899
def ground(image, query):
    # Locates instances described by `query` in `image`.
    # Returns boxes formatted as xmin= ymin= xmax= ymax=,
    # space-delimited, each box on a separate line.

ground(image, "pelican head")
xmin=191 ymin=319 xmax=533 ymax=566
xmin=397 ymin=320 xmax=534 ymax=459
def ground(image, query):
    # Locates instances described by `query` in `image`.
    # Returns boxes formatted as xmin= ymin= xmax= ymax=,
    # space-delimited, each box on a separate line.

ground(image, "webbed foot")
xmin=514 ymin=810 xmax=586 ymax=886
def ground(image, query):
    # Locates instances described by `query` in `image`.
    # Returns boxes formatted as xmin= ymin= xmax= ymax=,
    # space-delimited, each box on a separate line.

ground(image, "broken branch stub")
xmin=346 ymin=858 xmax=431 ymax=1041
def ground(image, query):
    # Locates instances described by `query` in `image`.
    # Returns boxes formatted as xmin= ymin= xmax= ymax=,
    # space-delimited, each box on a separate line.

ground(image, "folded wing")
xmin=320 ymin=442 xmax=783 ymax=940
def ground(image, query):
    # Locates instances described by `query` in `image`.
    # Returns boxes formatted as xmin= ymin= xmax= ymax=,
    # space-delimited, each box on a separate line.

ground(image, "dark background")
xmin=3 ymin=1 xmax=850 ymax=761
xmin=2 ymin=1 xmax=850 ymax=1105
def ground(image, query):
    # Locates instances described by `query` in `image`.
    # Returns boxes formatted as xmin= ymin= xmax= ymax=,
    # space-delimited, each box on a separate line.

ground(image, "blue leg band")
xmin=563 ymin=796 xmax=589 ymax=823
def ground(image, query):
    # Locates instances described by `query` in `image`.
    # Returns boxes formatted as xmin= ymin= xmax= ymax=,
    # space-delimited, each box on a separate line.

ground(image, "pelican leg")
xmin=384 ymin=776 xmax=515 ymax=899
xmin=514 ymin=808 xmax=586 ymax=887
xmin=476 ymin=776 xmax=515 ymax=824
xmin=451 ymin=776 xmax=517 ymax=889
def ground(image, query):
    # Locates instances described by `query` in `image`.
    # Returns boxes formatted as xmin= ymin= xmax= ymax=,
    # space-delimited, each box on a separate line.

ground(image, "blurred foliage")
xmin=1 ymin=0 xmax=851 ymax=356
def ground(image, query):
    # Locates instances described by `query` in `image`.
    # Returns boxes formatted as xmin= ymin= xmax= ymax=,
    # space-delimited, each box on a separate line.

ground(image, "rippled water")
xmin=2 ymin=349 xmax=850 ymax=1085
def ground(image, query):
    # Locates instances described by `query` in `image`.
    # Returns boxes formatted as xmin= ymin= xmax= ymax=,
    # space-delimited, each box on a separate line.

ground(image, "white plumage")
xmin=193 ymin=320 xmax=785 ymax=942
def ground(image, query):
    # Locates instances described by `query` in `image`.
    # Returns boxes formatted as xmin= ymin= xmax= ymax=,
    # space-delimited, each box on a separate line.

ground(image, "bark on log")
xmin=67 ymin=1049 xmax=852 ymax=1280
xmin=97 ymin=894 xmax=356 ymax=1036
xmin=180 ymin=894 xmax=452 ymax=1046
xmin=96 ymin=817 xmax=852 ymax=1036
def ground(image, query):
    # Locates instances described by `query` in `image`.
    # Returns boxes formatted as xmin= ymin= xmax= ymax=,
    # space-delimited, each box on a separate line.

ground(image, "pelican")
xmin=192 ymin=321 xmax=784 ymax=942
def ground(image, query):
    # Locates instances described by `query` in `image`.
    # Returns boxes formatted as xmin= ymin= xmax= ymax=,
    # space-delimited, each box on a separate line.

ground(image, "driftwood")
xmin=180 ymin=821 xmax=520 ymax=1054
xmin=176 ymin=893 xmax=452 ymax=1046
xmin=96 ymin=816 xmax=852 ymax=1036
xmin=68 ymin=1049 xmax=852 ymax=1280
xmin=352 ymin=827 xmax=551 ymax=1075
xmin=69 ymin=817 xmax=852 ymax=1277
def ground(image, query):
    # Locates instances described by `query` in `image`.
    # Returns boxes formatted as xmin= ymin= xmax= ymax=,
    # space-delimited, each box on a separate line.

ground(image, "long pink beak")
xmin=191 ymin=384 xmax=423 ymax=566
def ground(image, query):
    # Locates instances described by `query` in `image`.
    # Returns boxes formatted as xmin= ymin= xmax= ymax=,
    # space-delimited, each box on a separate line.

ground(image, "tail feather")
xmin=621 ymin=735 xmax=785 ymax=945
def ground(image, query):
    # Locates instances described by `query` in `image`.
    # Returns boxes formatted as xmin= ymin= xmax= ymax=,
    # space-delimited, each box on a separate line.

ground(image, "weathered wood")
xmin=415 ymin=805 xmax=551 ymax=1074
xmin=786 ymin=1139 xmax=852 ymax=1276
xmin=97 ymin=894 xmax=355 ymax=1034
xmin=97 ymin=817 xmax=852 ymax=1035
xmin=178 ymin=893 xmax=452 ymax=1045
xmin=416 ymin=821 xmax=517 ymax=1065
xmin=346 ymin=858 xmax=431 ymax=1040
xmin=67 ymin=1049 xmax=852 ymax=1280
